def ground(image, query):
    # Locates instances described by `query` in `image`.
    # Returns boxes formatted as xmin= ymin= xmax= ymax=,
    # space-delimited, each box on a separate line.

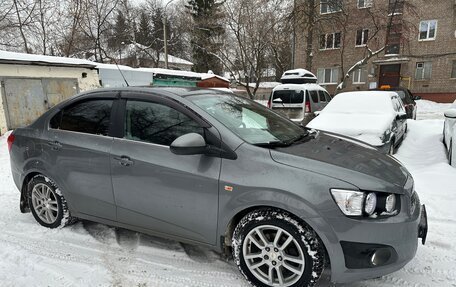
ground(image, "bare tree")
xmin=216 ymin=0 xmax=293 ymax=99
xmin=79 ymin=0 xmax=121 ymax=62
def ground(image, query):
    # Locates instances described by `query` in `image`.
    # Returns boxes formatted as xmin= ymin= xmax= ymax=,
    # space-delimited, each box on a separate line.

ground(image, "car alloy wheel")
xmin=242 ymin=225 xmax=305 ymax=286
xmin=232 ymin=209 xmax=326 ymax=287
xmin=28 ymin=175 xmax=76 ymax=228
xmin=31 ymin=183 xmax=59 ymax=224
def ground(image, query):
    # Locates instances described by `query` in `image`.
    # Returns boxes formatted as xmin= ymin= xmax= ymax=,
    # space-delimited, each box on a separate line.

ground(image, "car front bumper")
xmin=309 ymin=203 xmax=428 ymax=284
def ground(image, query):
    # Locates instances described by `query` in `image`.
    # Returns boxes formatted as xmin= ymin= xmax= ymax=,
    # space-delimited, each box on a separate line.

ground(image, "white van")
xmin=268 ymin=69 xmax=331 ymax=125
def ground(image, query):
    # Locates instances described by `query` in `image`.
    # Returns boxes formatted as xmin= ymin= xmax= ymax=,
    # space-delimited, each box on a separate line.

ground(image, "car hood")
xmin=307 ymin=113 xmax=393 ymax=146
xmin=270 ymin=131 xmax=410 ymax=194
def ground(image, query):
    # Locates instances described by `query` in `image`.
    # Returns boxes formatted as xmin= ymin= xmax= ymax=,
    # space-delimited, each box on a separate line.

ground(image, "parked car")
xmin=307 ymin=91 xmax=408 ymax=154
xmin=379 ymin=86 xmax=421 ymax=120
xmin=443 ymin=99 xmax=456 ymax=166
xmin=9 ymin=87 xmax=427 ymax=287
xmin=268 ymin=84 xmax=332 ymax=126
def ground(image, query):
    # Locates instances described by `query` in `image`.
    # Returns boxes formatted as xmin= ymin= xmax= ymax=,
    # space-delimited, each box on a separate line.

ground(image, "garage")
xmin=0 ymin=50 xmax=100 ymax=133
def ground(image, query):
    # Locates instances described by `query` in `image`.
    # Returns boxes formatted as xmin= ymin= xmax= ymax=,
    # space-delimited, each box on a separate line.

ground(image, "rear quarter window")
xmin=309 ymin=90 xmax=319 ymax=103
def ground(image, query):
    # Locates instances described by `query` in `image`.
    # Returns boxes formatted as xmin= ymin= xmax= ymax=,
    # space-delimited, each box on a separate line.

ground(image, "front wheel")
xmin=232 ymin=209 xmax=326 ymax=287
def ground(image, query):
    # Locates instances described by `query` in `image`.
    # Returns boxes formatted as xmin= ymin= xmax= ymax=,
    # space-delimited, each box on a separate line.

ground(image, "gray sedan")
xmin=8 ymin=87 xmax=427 ymax=287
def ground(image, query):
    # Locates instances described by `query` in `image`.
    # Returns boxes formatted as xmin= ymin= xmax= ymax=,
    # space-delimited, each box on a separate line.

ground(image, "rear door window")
xmin=124 ymin=100 xmax=203 ymax=146
xmin=272 ymin=90 xmax=304 ymax=104
xmin=54 ymin=99 xmax=113 ymax=136
xmin=309 ymin=90 xmax=319 ymax=103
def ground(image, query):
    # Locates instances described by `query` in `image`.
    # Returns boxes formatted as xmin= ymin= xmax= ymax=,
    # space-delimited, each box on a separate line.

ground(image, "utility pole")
xmin=163 ymin=0 xmax=175 ymax=69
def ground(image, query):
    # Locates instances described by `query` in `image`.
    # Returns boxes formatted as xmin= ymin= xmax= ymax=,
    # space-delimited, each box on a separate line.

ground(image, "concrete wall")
xmin=0 ymin=64 xmax=100 ymax=134
xmin=0 ymin=64 xmax=100 ymax=91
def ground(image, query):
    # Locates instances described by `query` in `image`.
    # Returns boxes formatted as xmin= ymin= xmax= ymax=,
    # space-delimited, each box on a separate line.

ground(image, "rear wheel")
xmin=28 ymin=175 xmax=75 ymax=228
xmin=232 ymin=209 xmax=326 ymax=287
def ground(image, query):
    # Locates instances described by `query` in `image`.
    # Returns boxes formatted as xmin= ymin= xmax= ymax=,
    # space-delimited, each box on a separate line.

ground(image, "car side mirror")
xmin=396 ymin=112 xmax=407 ymax=120
xmin=414 ymin=96 xmax=422 ymax=100
xmin=444 ymin=109 xmax=456 ymax=119
xmin=170 ymin=133 xmax=207 ymax=155
xmin=314 ymin=111 xmax=321 ymax=116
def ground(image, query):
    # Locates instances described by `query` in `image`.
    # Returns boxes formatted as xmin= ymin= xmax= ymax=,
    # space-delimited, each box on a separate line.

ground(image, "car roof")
xmin=83 ymin=86 xmax=231 ymax=98
xmin=336 ymin=91 xmax=399 ymax=99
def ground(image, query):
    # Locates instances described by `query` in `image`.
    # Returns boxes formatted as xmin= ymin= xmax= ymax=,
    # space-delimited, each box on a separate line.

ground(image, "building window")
xmin=319 ymin=32 xmax=342 ymax=50
xmin=386 ymin=24 xmax=402 ymax=55
xmin=415 ymin=62 xmax=432 ymax=80
xmin=419 ymin=20 xmax=437 ymax=41
xmin=358 ymin=0 xmax=372 ymax=8
xmin=317 ymin=67 xmax=339 ymax=84
xmin=356 ymin=29 xmax=369 ymax=46
xmin=320 ymin=0 xmax=342 ymax=14
xmin=353 ymin=67 xmax=367 ymax=84
xmin=451 ymin=60 xmax=456 ymax=79
xmin=388 ymin=0 xmax=404 ymax=15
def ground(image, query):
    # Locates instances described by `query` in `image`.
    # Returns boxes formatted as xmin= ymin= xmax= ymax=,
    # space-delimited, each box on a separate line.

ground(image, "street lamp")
xmin=163 ymin=0 xmax=175 ymax=69
xmin=119 ymin=41 xmax=125 ymax=64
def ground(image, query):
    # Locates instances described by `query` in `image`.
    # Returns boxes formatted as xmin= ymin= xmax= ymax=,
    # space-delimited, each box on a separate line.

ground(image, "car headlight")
xmin=385 ymin=194 xmax=396 ymax=213
xmin=330 ymin=189 xmax=365 ymax=216
xmin=364 ymin=193 xmax=377 ymax=215
xmin=331 ymin=189 xmax=398 ymax=217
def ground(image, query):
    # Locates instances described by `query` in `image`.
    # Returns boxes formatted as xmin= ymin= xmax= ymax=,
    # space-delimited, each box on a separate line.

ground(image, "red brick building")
xmin=294 ymin=0 xmax=456 ymax=102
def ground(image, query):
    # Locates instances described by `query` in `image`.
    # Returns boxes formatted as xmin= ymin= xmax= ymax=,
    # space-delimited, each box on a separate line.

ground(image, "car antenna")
xmin=115 ymin=62 xmax=130 ymax=87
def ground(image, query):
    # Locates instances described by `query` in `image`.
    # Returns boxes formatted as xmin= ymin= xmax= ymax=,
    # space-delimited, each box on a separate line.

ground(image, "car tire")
xmin=232 ymin=209 xmax=326 ymax=287
xmin=28 ymin=175 xmax=76 ymax=228
xmin=450 ymin=141 xmax=453 ymax=166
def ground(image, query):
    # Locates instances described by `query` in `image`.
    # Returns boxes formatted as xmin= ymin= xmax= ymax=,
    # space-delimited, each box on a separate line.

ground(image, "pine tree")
xmin=186 ymin=0 xmax=225 ymax=74
xmin=109 ymin=11 xmax=130 ymax=49
xmin=136 ymin=11 xmax=152 ymax=46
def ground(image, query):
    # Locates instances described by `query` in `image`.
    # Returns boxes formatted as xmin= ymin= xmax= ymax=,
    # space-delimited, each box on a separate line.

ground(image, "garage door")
xmin=2 ymin=78 xmax=79 ymax=129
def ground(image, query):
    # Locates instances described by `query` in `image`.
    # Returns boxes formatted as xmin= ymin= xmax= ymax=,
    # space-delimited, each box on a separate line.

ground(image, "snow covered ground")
xmin=0 ymin=100 xmax=455 ymax=286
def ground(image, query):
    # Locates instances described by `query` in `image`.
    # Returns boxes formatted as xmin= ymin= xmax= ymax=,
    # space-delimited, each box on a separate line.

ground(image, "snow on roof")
xmin=200 ymin=73 xmax=230 ymax=82
xmin=0 ymin=50 xmax=96 ymax=68
xmin=248 ymin=82 xmax=282 ymax=89
xmin=137 ymin=68 xmax=201 ymax=79
xmin=281 ymin=68 xmax=316 ymax=79
xmin=323 ymin=91 xmax=397 ymax=114
xmin=272 ymin=83 xmax=326 ymax=91
xmin=121 ymin=43 xmax=193 ymax=66
xmin=96 ymin=63 xmax=137 ymax=71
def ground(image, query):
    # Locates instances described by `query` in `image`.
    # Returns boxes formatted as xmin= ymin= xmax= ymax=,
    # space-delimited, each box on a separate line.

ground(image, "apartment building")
xmin=294 ymin=0 xmax=456 ymax=102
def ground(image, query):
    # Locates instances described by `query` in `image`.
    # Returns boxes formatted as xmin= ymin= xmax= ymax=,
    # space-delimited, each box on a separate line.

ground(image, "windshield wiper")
xmin=253 ymin=140 xmax=291 ymax=148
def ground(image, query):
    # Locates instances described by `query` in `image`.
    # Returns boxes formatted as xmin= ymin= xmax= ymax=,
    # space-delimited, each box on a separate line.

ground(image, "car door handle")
xmin=113 ymin=156 xmax=134 ymax=167
xmin=47 ymin=140 xmax=62 ymax=150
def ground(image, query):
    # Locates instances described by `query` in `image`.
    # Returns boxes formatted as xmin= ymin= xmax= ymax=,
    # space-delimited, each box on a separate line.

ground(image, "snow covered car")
xmin=443 ymin=100 xmax=456 ymax=166
xmin=307 ymin=91 xmax=408 ymax=154
xmin=8 ymin=87 xmax=427 ymax=287
xmin=379 ymin=86 xmax=421 ymax=120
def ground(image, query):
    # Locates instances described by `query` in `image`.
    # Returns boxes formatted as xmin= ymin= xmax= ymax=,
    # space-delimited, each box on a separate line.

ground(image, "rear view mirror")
xmin=170 ymin=133 xmax=207 ymax=155
xmin=396 ymin=112 xmax=408 ymax=120
xmin=414 ymin=96 xmax=422 ymax=100
xmin=444 ymin=109 xmax=456 ymax=119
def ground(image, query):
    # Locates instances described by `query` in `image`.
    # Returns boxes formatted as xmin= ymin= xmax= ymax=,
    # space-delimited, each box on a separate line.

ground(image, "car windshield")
xmin=187 ymin=93 xmax=307 ymax=146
